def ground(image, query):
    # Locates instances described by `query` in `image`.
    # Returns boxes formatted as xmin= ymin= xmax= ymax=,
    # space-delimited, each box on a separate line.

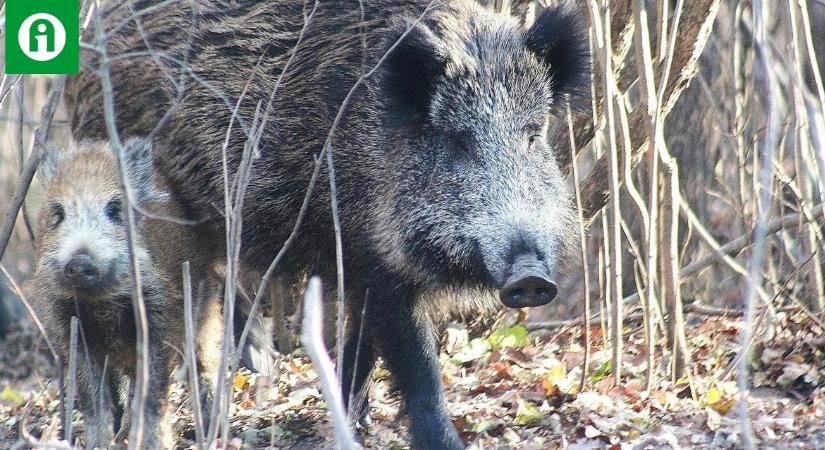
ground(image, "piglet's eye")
xmin=49 ymin=204 xmax=65 ymax=230
xmin=105 ymin=199 xmax=123 ymax=224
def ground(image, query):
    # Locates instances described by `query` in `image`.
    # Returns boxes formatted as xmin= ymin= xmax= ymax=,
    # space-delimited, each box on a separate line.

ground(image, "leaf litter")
xmin=1 ymin=310 xmax=824 ymax=448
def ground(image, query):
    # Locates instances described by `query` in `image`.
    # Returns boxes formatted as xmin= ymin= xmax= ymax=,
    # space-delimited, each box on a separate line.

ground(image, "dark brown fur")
xmin=66 ymin=2 xmax=589 ymax=448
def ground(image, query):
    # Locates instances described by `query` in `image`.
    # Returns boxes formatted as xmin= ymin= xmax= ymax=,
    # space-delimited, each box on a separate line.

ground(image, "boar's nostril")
xmin=498 ymin=253 xmax=558 ymax=308
xmin=500 ymin=276 xmax=557 ymax=308
xmin=63 ymin=255 xmax=101 ymax=289
xmin=534 ymin=284 xmax=557 ymax=305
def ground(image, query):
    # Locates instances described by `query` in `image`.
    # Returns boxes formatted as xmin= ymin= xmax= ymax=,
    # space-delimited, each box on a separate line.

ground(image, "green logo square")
xmin=4 ymin=0 xmax=79 ymax=74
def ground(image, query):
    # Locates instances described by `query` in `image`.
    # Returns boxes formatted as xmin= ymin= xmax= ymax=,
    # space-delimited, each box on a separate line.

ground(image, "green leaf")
xmin=589 ymin=360 xmax=612 ymax=382
xmin=451 ymin=338 xmax=492 ymax=364
xmin=513 ymin=400 xmax=544 ymax=426
xmin=0 ymin=386 xmax=24 ymax=405
xmin=471 ymin=420 xmax=497 ymax=433
xmin=487 ymin=325 xmax=529 ymax=349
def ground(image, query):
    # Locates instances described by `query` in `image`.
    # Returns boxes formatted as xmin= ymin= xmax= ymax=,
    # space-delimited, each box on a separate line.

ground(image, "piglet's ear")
xmin=38 ymin=145 xmax=63 ymax=185
xmin=123 ymin=137 xmax=166 ymax=203
xmin=38 ymin=141 xmax=79 ymax=185
xmin=524 ymin=3 xmax=590 ymax=107
xmin=380 ymin=22 xmax=447 ymax=126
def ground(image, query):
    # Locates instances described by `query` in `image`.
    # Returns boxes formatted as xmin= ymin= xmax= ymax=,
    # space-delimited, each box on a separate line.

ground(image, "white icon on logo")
xmin=17 ymin=13 xmax=66 ymax=62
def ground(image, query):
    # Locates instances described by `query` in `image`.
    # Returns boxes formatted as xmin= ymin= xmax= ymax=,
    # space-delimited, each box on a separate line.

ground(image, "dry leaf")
xmin=234 ymin=373 xmax=251 ymax=392
xmin=584 ymin=425 xmax=601 ymax=438
xmin=705 ymin=407 xmax=722 ymax=431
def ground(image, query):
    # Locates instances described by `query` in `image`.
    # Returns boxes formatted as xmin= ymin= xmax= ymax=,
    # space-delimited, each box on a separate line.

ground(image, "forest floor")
xmin=1 ymin=307 xmax=824 ymax=449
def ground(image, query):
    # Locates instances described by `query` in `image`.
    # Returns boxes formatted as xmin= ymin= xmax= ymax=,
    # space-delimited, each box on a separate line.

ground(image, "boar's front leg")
xmin=120 ymin=327 xmax=175 ymax=448
xmin=143 ymin=347 xmax=174 ymax=449
xmin=370 ymin=287 xmax=464 ymax=450
xmin=75 ymin=358 xmax=117 ymax=449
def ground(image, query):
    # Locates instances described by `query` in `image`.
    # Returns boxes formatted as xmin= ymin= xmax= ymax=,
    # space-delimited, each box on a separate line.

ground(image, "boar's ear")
xmin=123 ymin=137 xmax=166 ymax=204
xmin=381 ymin=22 xmax=447 ymax=126
xmin=38 ymin=141 xmax=77 ymax=185
xmin=524 ymin=3 xmax=590 ymax=107
xmin=38 ymin=145 xmax=62 ymax=185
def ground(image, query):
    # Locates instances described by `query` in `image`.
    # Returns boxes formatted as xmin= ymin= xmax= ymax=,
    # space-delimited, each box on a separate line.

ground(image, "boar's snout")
xmin=63 ymin=252 xmax=101 ymax=291
xmin=499 ymin=253 xmax=558 ymax=308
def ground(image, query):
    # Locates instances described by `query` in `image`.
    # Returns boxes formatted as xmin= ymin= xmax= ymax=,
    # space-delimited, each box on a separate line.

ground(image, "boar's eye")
xmin=48 ymin=204 xmax=65 ymax=230
xmin=528 ymin=134 xmax=544 ymax=149
xmin=452 ymin=131 xmax=475 ymax=156
xmin=105 ymin=199 xmax=123 ymax=224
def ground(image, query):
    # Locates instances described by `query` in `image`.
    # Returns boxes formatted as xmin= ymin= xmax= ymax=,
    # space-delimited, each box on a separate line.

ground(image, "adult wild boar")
xmin=66 ymin=1 xmax=589 ymax=448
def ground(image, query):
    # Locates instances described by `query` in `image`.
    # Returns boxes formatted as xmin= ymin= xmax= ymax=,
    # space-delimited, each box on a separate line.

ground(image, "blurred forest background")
xmin=1 ymin=0 xmax=825 ymax=448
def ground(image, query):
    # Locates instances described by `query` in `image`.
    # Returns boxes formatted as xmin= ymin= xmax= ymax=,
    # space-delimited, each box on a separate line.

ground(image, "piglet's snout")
xmin=63 ymin=253 xmax=101 ymax=290
xmin=499 ymin=254 xmax=557 ymax=308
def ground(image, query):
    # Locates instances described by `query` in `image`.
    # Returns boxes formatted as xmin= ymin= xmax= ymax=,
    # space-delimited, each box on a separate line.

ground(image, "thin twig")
xmin=14 ymin=79 xmax=35 ymax=244
xmin=228 ymin=0 xmax=323 ymax=379
xmin=682 ymin=202 xmax=825 ymax=279
xmin=600 ymin=1 xmax=625 ymax=384
xmin=327 ymin=142 xmax=347 ymax=386
xmin=65 ymin=317 xmax=78 ymax=445
xmin=0 ymin=75 xmax=66 ymax=260
xmin=348 ymin=289 xmax=369 ymax=418
xmin=0 ymin=74 xmax=22 ymax=106
xmin=632 ymin=0 xmax=661 ymax=390
xmin=301 ymin=277 xmax=359 ymax=450
xmin=566 ymin=101 xmax=591 ymax=391
xmin=182 ymin=262 xmax=205 ymax=450
xmin=93 ymin=3 xmax=152 ymax=446
xmin=736 ymin=2 xmax=780 ymax=446
xmin=14 ymin=386 xmax=72 ymax=450
xmin=0 ymin=264 xmax=59 ymax=360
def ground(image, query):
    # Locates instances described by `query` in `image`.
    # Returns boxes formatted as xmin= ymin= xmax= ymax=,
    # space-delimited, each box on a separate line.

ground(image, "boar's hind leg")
xmin=196 ymin=280 xmax=226 ymax=420
xmin=370 ymin=292 xmax=464 ymax=450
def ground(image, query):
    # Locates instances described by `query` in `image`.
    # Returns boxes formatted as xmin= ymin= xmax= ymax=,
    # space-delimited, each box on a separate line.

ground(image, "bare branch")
xmin=559 ymin=0 xmax=722 ymax=222
xmin=301 ymin=277 xmax=359 ymax=450
xmin=182 ymin=262 xmax=205 ymax=450
xmin=0 ymin=75 xmax=66 ymax=260
xmin=91 ymin=3 xmax=153 ymax=446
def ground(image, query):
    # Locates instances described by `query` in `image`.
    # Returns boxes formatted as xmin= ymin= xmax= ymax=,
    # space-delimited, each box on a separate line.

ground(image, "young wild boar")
xmin=26 ymin=138 xmax=219 ymax=449
xmin=66 ymin=1 xmax=589 ymax=448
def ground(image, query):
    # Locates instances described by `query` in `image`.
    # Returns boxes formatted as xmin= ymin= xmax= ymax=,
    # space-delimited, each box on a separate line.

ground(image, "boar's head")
xmin=372 ymin=3 xmax=589 ymax=308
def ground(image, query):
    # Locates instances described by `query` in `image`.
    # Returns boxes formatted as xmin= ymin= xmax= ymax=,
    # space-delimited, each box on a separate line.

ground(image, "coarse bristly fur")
xmin=66 ymin=1 xmax=590 ymax=448
xmin=26 ymin=138 xmax=221 ymax=449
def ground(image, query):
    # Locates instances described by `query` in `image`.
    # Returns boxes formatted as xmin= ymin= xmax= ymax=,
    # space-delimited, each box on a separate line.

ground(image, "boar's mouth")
xmin=498 ymin=255 xmax=558 ymax=308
